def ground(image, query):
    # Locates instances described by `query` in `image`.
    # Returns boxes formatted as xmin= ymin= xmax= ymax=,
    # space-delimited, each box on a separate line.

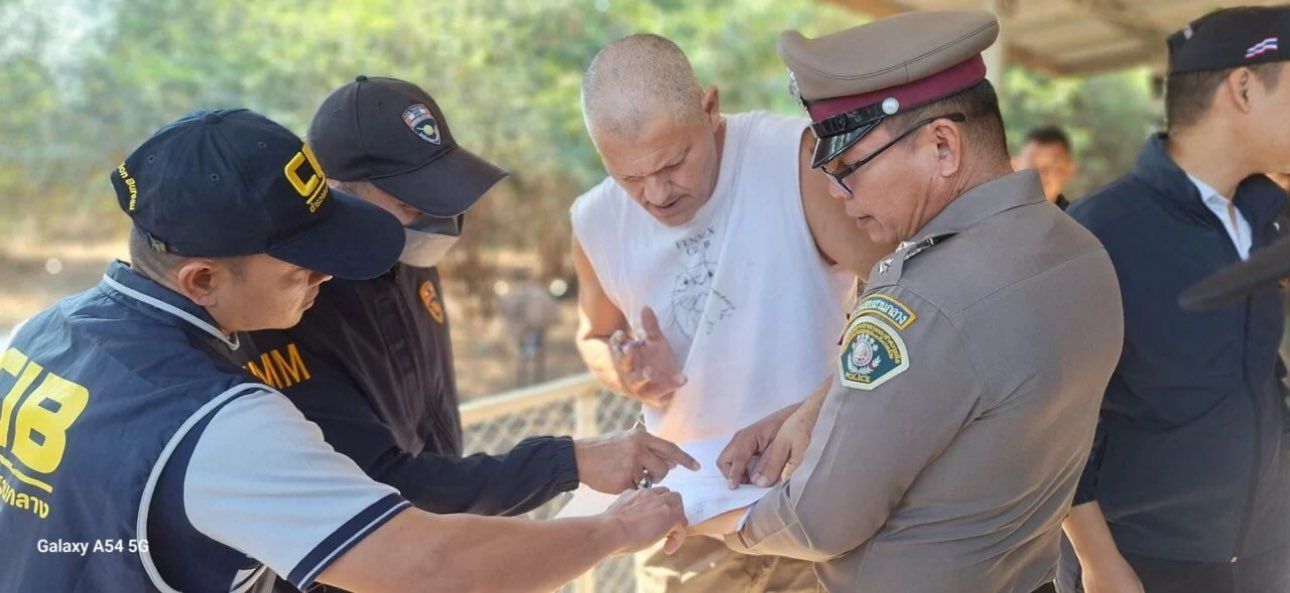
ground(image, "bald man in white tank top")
xmin=571 ymin=34 xmax=890 ymax=593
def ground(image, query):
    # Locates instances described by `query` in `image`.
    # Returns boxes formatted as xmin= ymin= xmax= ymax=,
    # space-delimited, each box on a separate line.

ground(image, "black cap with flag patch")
xmin=111 ymin=109 xmax=404 ymax=280
xmin=1168 ymin=6 xmax=1290 ymax=74
xmin=308 ymin=76 xmax=508 ymax=218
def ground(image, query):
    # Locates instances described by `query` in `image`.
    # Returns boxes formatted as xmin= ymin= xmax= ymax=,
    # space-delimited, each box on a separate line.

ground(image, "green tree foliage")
xmin=1 ymin=0 xmax=1160 ymax=287
xmin=1000 ymin=66 xmax=1160 ymax=199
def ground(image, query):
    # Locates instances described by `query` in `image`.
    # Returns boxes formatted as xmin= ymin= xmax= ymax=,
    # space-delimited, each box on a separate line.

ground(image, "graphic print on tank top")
xmin=669 ymin=225 xmax=735 ymax=340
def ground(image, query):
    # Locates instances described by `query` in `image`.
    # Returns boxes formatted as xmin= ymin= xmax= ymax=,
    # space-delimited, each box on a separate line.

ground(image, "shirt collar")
xmin=1187 ymin=174 xmax=1227 ymax=207
xmin=99 ymin=260 xmax=240 ymax=350
xmin=1133 ymin=133 xmax=1284 ymax=228
xmin=913 ymin=170 xmax=1046 ymax=241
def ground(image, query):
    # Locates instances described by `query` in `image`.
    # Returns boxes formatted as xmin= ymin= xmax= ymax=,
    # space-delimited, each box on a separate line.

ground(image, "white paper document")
xmin=557 ymin=435 xmax=770 ymax=525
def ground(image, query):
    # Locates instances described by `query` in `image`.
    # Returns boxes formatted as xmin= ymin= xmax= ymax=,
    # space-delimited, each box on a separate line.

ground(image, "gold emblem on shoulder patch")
xmin=839 ymin=315 xmax=909 ymax=391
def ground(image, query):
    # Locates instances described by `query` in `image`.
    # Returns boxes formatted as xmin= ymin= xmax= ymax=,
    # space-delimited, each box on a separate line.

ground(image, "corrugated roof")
xmin=828 ymin=0 xmax=1285 ymax=74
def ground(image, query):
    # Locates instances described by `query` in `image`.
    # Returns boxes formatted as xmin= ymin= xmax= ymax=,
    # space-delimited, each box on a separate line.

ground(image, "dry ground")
xmin=0 ymin=239 xmax=587 ymax=401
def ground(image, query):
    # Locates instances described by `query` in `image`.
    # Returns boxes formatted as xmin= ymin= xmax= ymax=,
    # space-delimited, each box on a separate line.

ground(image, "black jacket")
xmin=1068 ymin=134 xmax=1290 ymax=562
xmin=241 ymin=263 xmax=579 ymax=517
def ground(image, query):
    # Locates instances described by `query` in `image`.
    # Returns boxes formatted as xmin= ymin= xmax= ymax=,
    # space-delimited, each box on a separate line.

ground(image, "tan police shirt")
xmin=727 ymin=171 xmax=1124 ymax=593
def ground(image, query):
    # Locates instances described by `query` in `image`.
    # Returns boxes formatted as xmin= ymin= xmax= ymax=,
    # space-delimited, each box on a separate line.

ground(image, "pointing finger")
xmin=646 ymin=433 xmax=701 ymax=471
xmin=641 ymin=306 xmax=666 ymax=341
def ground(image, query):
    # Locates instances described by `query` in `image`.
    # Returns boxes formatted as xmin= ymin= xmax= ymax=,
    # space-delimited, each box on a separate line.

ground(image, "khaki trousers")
xmin=635 ymin=536 xmax=819 ymax=593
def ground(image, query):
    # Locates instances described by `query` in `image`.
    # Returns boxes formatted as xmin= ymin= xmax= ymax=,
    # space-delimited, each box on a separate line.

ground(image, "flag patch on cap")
xmin=1247 ymin=37 xmax=1279 ymax=59
xmin=402 ymin=104 xmax=441 ymax=144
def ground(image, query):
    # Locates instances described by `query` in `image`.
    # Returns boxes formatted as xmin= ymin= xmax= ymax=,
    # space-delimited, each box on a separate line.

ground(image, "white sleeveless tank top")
xmin=571 ymin=111 xmax=854 ymax=442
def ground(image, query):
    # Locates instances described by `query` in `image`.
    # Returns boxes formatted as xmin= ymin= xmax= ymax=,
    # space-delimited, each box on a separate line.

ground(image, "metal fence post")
xmin=575 ymin=387 xmax=600 ymax=439
xmin=574 ymin=386 xmax=601 ymax=593
xmin=459 ymin=375 xmax=641 ymax=592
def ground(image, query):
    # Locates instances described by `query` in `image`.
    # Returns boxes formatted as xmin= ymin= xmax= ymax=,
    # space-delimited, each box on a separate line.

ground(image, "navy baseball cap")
xmin=111 ymin=109 xmax=403 ymax=280
xmin=307 ymin=76 xmax=508 ymax=218
xmin=1168 ymin=6 xmax=1290 ymax=74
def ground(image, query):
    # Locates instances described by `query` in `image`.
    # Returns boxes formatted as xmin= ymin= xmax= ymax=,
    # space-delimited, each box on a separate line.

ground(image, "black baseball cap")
xmin=308 ymin=76 xmax=508 ymax=218
xmin=1168 ymin=6 xmax=1290 ymax=74
xmin=1180 ymin=233 xmax=1290 ymax=311
xmin=111 ymin=109 xmax=404 ymax=280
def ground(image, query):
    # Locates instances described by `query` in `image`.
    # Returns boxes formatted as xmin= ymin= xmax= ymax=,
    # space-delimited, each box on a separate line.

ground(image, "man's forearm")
xmin=1063 ymin=501 xmax=1122 ymax=566
xmin=378 ymin=436 xmax=579 ymax=517
xmin=576 ymin=334 xmax=627 ymax=394
xmin=426 ymin=513 xmax=626 ymax=593
xmin=799 ymin=378 xmax=829 ymax=416
xmin=724 ymin=487 xmax=839 ymax=562
xmin=322 ymin=508 xmax=626 ymax=593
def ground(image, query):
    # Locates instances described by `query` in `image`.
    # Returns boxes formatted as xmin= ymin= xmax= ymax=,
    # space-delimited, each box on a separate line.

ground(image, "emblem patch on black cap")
xmin=402 ymin=104 xmax=441 ymax=144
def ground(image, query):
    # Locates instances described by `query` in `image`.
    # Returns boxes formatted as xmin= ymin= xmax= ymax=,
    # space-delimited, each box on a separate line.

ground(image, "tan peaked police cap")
xmin=779 ymin=10 xmax=999 ymax=167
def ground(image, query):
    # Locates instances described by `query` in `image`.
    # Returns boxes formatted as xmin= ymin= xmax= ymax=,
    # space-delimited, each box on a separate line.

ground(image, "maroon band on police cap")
xmin=806 ymin=55 xmax=987 ymax=124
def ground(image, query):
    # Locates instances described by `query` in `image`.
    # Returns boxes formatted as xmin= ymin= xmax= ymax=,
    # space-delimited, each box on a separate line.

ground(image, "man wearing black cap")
xmin=0 ymin=108 xmax=689 ymax=593
xmin=241 ymin=77 xmax=697 ymax=537
xmin=1061 ymin=6 xmax=1290 ymax=593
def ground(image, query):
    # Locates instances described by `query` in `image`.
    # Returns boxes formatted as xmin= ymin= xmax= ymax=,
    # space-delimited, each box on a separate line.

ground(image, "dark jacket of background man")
xmin=1068 ymin=135 xmax=1290 ymax=563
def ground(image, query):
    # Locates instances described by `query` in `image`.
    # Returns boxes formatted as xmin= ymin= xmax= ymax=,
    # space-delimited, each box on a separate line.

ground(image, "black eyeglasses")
xmin=821 ymin=113 xmax=967 ymax=197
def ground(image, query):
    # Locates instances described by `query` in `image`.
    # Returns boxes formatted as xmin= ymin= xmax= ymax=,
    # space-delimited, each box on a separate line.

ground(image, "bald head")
xmin=582 ymin=34 xmax=706 ymax=139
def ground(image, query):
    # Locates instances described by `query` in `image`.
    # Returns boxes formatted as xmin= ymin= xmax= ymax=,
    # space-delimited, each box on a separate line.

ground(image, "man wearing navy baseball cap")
xmin=0 ymin=108 xmax=687 ymax=593
xmin=1062 ymin=6 xmax=1290 ymax=593
xmin=242 ymin=79 xmax=696 ymax=562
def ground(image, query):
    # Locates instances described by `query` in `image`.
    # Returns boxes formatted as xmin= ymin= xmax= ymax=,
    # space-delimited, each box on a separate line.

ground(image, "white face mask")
xmin=399 ymin=228 xmax=459 ymax=267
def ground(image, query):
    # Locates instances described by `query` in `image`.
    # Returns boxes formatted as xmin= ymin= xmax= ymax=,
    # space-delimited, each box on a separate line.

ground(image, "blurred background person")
xmin=1014 ymin=125 xmax=1078 ymax=209
xmin=499 ymin=272 xmax=563 ymax=386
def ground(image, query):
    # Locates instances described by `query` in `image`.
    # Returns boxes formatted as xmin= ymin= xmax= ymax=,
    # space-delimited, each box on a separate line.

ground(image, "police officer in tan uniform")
xmin=702 ymin=11 xmax=1125 ymax=593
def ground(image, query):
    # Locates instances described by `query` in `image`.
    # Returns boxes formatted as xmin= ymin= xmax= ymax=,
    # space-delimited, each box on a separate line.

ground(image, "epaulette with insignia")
xmin=901 ymin=232 xmax=957 ymax=262
xmin=873 ymin=232 xmax=959 ymax=282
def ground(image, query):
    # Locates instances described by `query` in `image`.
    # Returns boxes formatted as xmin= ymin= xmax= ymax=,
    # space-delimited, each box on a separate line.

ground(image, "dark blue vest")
xmin=0 ymin=261 xmax=265 ymax=592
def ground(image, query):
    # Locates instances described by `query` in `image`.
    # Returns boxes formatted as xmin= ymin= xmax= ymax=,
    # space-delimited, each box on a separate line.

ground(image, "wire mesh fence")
xmin=460 ymin=374 xmax=642 ymax=593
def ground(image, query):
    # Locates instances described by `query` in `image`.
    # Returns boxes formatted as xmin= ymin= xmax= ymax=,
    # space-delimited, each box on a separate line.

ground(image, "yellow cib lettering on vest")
xmin=283 ymin=145 xmax=329 ymax=213
xmin=0 ymin=473 xmax=50 ymax=519
xmin=118 ymin=163 xmax=139 ymax=212
xmin=0 ymin=347 xmax=91 ymax=508
xmin=243 ymin=343 xmax=312 ymax=390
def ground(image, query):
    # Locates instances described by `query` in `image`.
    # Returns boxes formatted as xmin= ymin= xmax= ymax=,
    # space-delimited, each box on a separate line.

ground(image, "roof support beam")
xmin=1070 ymin=0 xmax=1169 ymax=46
xmin=826 ymin=0 xmax=1071 ymax=75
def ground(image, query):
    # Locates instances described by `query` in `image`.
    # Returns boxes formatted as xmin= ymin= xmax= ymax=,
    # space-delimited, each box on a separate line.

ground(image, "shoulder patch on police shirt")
xmin=855 ymin=294 xmax=917 ymax=329
xmin=839 ymin=315 xmax=909 ymax=390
